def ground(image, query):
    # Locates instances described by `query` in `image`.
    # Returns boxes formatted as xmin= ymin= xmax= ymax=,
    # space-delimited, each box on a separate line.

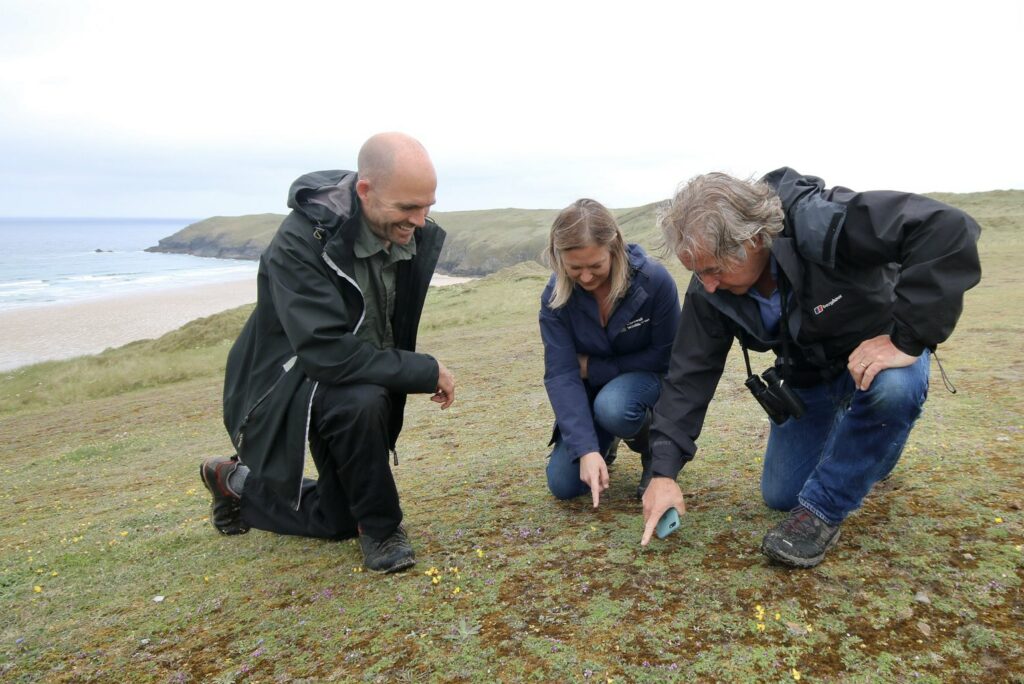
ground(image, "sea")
xmin=0 ymin=217 xmax=258 ymax=312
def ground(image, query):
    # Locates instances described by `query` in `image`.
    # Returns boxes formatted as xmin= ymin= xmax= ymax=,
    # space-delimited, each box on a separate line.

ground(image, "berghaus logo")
xmin=813 ymin=295 xmax=842 ymax=315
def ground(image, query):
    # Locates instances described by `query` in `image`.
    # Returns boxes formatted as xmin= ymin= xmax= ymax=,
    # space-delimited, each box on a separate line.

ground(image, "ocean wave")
xmin=0 ymin=279 xmax=48 ymax=290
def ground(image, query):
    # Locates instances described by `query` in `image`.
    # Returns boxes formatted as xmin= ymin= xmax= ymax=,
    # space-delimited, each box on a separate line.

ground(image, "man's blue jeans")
xmin=546 ymin=371 xmax=662 ymax=500
xmin=761 ymin=352 xmax=931 ymax=526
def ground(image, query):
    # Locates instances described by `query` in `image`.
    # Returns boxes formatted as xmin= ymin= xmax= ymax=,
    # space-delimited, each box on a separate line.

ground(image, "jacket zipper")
xmin=294 ymin=380 xmax=319 ymax=510
xmin=234 ymin=376 xmax=285 ymax=449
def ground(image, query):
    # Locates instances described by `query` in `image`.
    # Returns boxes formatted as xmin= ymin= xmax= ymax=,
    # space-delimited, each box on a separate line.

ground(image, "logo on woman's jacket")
xmin=623 ymin=316 xmax=650 ymax=331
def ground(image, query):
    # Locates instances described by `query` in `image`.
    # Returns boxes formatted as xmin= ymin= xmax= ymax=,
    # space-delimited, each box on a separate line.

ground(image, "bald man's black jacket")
xmin=223 ymin=170 xmax=444 ymax=509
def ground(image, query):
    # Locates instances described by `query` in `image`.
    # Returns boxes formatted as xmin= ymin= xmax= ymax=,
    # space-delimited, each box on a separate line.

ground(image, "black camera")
xmin=745 ymin=366 xmax=806 ymax=425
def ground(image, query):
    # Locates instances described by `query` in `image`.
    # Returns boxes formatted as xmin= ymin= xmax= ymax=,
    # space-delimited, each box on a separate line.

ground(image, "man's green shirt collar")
xmin=355 ymin=216 xmax=417 ymax=262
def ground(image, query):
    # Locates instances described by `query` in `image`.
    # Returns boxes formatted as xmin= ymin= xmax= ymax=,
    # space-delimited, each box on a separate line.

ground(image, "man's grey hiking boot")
xmin=359 ymin=525 xmax=416 ymax=573
xmin=199 ymin=456 xmax=250 ymax=536
xmin=761 ymin=506 xmax=840 ymax=568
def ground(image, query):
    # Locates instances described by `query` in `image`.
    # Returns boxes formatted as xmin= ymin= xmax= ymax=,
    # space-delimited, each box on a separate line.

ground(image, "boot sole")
xmin=366 ymin=556 xmax=416 ymax=574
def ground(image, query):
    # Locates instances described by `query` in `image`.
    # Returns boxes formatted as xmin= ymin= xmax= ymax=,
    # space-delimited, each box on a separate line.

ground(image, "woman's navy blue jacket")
xmin=539 ymin=244 xmax=680 ymax=462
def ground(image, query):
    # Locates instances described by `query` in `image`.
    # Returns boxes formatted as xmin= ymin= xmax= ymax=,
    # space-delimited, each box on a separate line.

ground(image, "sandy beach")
xmin=0 ymin=273 xmax=474 ymax=372
xmin=0 ymin=278 xmax=258 ymax=372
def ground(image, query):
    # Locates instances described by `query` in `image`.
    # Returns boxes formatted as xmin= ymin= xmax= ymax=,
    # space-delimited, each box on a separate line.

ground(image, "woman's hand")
xmin=577 ymin=354 xmax=589 ymax=379
xmin=579 ymin=451 xmax=609 ymax=508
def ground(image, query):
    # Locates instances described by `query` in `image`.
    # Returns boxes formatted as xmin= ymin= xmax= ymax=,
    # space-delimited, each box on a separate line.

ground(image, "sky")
xmin=1 ymin=0 xmax=1021 ymax=218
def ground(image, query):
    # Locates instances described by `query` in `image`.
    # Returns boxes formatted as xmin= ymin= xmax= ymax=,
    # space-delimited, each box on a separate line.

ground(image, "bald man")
xmin=201 ymin=133 xmax=455 ymax=573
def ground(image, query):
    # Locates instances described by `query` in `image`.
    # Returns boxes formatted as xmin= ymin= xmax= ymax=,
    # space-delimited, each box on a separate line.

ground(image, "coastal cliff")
xmin=145 ymin=214 xmax=284 ymax=260
xmin=145 ymin=203 xmax=666 ymax=276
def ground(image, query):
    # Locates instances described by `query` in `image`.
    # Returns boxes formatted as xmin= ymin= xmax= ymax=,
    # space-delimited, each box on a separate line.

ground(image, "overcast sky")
xmin=1 ymin=0 xmax=1021 ymax=218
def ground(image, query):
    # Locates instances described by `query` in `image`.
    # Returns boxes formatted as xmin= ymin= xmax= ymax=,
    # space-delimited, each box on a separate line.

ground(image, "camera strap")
xmin=778 ymin=273 xmax=794 ymax=382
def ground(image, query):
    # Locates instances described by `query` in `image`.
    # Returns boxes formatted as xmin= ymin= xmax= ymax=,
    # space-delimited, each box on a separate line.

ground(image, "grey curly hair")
xmin=658 ymin=172 xmax=785 ymax=268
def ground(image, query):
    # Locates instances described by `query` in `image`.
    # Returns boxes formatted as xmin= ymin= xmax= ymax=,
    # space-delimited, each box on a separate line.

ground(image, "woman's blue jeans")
xmin=761 ymin=351 xmax=931 ymax=525
xmin=546 ymin=371 xmax=662 ymax=500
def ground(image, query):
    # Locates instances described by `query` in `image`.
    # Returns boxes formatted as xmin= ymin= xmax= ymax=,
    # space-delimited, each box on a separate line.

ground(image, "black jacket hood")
xmin=286 ymin=170 xmax=360 ymax=229
xmin=762 ymin=167 xmax=846 ymax=269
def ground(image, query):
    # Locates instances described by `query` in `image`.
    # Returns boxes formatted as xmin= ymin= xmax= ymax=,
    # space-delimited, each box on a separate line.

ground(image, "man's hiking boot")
xmin=359 ymin=525 xmax=416 ymax=573
xmin=761 ymin=506 xmax=840 ymax=568
xmin=199 ymin=456 xmax=250 ymax=536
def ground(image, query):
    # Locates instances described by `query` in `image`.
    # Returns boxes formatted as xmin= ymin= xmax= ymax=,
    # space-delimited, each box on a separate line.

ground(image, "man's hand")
xmin=579 ymin=451 xmax=609 ymax=508
xmin=848 ymin=334 xmax=918 ymax=391
xmin=577 ymin=354 xmax=589 ymax=380
xmin=641 ymin=476 xmax=686 ymax=546
xmin=431 ymin=361 xmax=456 ymax=409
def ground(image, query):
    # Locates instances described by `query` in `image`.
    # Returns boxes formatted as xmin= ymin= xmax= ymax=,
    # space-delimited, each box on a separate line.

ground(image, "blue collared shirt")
xmin=746 ymin=255 xmax=782 ymax=337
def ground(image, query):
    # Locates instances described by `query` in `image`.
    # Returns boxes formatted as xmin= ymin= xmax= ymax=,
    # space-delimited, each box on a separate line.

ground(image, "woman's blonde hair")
xmin=543 ymin=198 xmax=630 ymax=309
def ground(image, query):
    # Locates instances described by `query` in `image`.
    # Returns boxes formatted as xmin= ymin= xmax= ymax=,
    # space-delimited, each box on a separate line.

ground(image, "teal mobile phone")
xmin=655 ymin=508 xmax=681 ymax=539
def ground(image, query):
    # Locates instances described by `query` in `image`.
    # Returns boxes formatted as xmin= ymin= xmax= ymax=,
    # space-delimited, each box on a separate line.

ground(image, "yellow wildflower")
xmin=994 ymin=517 xmax=1003 ymax=523
xmin=33 ymin=586 xmax=42 ymax=593
xmin=452 ymin=587 xmax=461 ymax=595
xmin=757 ymin=623 xmax=766 ymax=632
xmin=792 ymin=668 xmax=801 ymax=681
xmin=476 ymin=549 xmax=484 ymax=558
xmin=432 ymin=576 xmax=441 ymax=585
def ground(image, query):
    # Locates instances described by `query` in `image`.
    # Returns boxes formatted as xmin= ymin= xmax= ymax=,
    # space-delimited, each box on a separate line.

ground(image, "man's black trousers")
xmin=238 ymin=383 xmax=403 ymax=540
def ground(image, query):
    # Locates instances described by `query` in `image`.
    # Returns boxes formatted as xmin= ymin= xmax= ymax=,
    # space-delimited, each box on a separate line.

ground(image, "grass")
xmin=1 ymin=196 xmax=1022 ymax=682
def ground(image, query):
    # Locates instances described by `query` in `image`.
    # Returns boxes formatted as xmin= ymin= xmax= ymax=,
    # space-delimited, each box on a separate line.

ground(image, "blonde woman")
xmin=540 ymin=199 xmax=680 ymax=507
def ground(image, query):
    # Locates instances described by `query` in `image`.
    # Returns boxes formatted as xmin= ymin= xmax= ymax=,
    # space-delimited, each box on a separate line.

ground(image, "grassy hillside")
xmin=144 ymin=202 xmax=667 ymax=276
xmin=1 ymin=200 xmax=1021 ymax=681
xmin=145 ymin=190 xmax=1022 ymax=279
xmin=146 ymin=214 xmax=284 ymax=260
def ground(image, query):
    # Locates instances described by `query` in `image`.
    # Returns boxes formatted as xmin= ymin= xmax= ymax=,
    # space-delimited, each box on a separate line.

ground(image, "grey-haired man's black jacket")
xmin=649 ymin=167 xmax=982 ymax=479
xmin=223 ymin=170 xmax=444 ymax=509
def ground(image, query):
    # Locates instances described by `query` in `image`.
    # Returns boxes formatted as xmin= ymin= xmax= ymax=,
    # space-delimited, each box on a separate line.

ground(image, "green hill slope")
xmin=143 ymin=201 xmax=666 ymax=275
xmin=145 ymin=190 xmax=1021 ymax=277
xmin=2 ymin=201 xmax=1022 ymax=679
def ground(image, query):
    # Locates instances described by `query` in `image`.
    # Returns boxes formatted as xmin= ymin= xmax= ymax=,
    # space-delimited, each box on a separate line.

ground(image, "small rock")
xmin=996 ymin=436 xmax=1010 ymax=442
xmin=962 ymin=553 xmax=975 ymax=561
xmin=140 ymin=639 xmax=150 ymax=646
xmin=914 ymin=591 xmax=931 ymax=605
xmin=898 ymin=607 xmax=914 ymax=620
xmin=916 ymin=621 xmax=932 ymax=637
xmin=785 ymin=621 xmax=808 ymax=636
xmin=152 ymin=595 xmax=165 ymax=603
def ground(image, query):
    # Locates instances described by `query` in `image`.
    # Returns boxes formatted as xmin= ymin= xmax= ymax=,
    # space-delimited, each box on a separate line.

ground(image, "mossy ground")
xmin=1 ymin=211 xmax=1022 ymax=682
